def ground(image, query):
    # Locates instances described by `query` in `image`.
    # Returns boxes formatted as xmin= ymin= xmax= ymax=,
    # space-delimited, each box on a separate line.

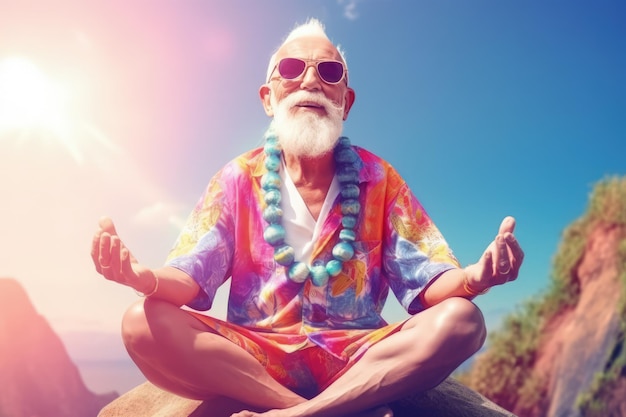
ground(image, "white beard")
xmin=269 ymin=90 xmax=344 ymax=158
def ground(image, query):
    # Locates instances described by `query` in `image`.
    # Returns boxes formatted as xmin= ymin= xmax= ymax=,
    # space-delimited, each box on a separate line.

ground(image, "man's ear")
xmin=259 ymin=84 xmax=274 ymax=117
xmin=342 ymin=87 xmax=356 ymax=121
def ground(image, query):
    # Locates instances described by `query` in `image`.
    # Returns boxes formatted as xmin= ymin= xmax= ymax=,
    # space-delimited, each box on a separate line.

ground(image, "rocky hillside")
xmin=0 ymin=278 xmax=118 ymax=417
xmin=460 ymin=177 xmax=626 ymax=417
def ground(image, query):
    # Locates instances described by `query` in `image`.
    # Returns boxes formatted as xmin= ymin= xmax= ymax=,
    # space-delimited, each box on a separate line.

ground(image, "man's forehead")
xmin=276 ymin=36 xmax=342 ymax=61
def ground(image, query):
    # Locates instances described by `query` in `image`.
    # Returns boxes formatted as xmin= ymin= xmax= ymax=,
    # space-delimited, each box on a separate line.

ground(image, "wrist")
xmin=136 ymin=271 xmax=159 ymax=297
xmin=462 ymin=268 xmax=490 ymax=296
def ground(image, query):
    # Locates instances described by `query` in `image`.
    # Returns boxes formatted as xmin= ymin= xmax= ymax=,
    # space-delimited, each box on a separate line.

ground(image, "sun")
xmin=0 ymin=56 xmax=110 ymax=164
xmin=0 ymin=57 xmax=70 ymax=131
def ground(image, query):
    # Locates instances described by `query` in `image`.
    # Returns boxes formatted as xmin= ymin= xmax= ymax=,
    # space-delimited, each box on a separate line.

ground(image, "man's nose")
xmin=300 ymin=65 xmax=322 ymax=89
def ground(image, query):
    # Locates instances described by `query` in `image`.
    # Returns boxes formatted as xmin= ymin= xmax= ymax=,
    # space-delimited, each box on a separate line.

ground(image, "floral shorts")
xmin=186 ymin=311 xmax=404 ymax=398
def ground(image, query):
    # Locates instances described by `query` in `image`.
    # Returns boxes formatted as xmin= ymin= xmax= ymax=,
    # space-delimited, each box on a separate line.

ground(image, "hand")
xmin=465 ymin=216 xmax=524 ymax=292
xmin=91 ymin=216 xmax=156 ymax=294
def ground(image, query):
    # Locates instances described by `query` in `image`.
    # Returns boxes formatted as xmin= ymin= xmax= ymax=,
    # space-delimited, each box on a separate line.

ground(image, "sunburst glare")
xmin=0 ymin=56 xmax=118 ymax=164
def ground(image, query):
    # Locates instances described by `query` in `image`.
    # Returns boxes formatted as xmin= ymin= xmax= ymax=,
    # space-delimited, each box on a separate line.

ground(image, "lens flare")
xmin=0 ymin=56 xmax=117 ymax=164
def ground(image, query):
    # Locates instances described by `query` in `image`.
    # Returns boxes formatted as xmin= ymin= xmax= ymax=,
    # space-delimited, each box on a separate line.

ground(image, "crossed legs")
xmin=122 ymin=300 xmax=305 ymax=415
xmin=122 ymin=297 xmax=486 ymax=417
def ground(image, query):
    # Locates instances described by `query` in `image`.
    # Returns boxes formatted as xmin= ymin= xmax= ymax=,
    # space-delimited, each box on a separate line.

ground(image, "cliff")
xmin=461 ymin=176 xmax=626 ymax=417
xmin=0 ymin=278 xmax=118 ymax=417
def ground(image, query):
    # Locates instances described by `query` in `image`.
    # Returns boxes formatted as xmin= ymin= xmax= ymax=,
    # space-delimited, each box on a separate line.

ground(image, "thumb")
xmin=498 ymin=216 xmax=516 ymax=235
xmin=98 ymin=216 xmax=119 ymax=236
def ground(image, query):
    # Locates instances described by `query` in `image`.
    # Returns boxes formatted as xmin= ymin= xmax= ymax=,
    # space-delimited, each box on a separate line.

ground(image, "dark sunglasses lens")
xmin=318 ymin=61 xmax=344 ymax=83
xmin=278 ymin=58 xmax=306 ymax=79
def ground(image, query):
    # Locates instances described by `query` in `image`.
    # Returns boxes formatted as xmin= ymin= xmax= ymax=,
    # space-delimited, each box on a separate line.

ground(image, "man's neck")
xmin=283 ymin=151 xmax=335 ymax=188
xmin=283 ymin=151 xmax=335 ymax=220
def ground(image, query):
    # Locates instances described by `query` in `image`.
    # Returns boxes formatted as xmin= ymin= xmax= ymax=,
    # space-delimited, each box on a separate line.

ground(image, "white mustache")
xmin=279 ymin=91 xmax=343 ymax=114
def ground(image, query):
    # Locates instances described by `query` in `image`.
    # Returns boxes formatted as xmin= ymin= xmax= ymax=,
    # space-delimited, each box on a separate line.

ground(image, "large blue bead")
xmin=340 ymin=184 xmax=360 ymax=199
xmin=310 ymin=265 xmax=329 ymax=286
xmin=264 ymin=189 xmax=281 ymax=205
xmin=337 ymin=166 xmax=360 ymax=184
xmin=336 ymin=137 xmax=351 ymax=148
xmin=261 ymin=172 xmax=281 ymax=190
xmin=274 ymin=245 xmax=295 ymax=266
xmin=326 ymin=260 xmax=343 ymax=276
xmin=264 ymin=138 xmax=281 ymax=155
xmin=263 ymin=224 xmax=285 ymax=246
xmin=342 ymin=215 xmax=358 ymax=229
xmin=335 ymin=147 xmax=358 ymax=164
xmin=288 ymin=262 xmax=310 ymax=283
xmin=332 ymin=241 xmax=354 ymax=262
xmin=263 ymin=205 xmax=283 ymax=224
xmin=264 ymin=154 xmax=281 ymax=171
xmin=339 ymin=229 xmax=356 ymax=242
xmin=341 ymin=199 xmax=361 ymax=216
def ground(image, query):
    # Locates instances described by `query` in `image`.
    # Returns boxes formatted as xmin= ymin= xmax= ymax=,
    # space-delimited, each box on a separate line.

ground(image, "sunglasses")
xmin=270 ymin=58 xmax=347 ymax=85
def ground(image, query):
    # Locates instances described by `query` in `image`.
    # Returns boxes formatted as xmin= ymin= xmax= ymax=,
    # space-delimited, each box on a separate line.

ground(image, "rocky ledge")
xmin=98 ymin=377 xmax=516 ymax=417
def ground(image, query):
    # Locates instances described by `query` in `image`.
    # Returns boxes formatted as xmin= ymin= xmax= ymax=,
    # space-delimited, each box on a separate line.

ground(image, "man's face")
xmin=260 ymin=36 xmax=356 ymax=157
xmin=266 ymin=36 xmax=353 ymax=120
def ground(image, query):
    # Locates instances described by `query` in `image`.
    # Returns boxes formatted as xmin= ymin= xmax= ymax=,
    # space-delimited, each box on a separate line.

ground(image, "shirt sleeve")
xmin=165 ymin=166 xmax=235 ymax=311
xmin=382 ymin=181 xmax=460 ymax=314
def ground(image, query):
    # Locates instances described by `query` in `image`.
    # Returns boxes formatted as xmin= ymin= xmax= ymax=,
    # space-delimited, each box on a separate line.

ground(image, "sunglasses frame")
xmin=268 ymin=57 xmax=348 ymax=85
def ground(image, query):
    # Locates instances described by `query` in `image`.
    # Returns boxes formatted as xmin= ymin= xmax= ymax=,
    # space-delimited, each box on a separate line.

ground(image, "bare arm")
xmin=420 ymin=216 xmax=524 ymax=307
xmin=91 ymin=217 xmax=200 ymax=307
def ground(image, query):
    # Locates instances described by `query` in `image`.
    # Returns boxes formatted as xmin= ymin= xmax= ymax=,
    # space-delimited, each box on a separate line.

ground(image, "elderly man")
xmin=92 ymin=18 xmax=523 ymax=417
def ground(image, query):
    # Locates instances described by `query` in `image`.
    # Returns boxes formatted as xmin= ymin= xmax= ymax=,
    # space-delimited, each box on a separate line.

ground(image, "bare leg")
xmin=232 ymin=297 xmax=486 ymax=417
xmin=121 ymin=298 xmax=306 ymax=415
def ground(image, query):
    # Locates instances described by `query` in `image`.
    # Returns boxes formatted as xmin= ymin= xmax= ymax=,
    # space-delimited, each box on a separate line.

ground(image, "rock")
xmin=544 ymin=225 xmax=624 ymax=417
xmin=392 ymin=378 xmax=517 ymax=416
xmin=0 ymin=278 xmax=117 ymax=417
xmin=98 ymin=378 xmax=516 ymax=417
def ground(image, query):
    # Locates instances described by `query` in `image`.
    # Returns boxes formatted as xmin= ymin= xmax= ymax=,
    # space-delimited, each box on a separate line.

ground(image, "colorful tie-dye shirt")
xmin=166 ymin=143 xmax=459 ymax=349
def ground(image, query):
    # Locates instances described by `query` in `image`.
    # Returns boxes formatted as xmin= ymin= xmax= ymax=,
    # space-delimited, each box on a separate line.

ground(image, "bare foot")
xmin=357 ymin=405 xmax=394 ymax=417
xmin=230 ymin=404 xmax=393 ymax=417
xmin=230 ymin=411 xmax=281 ymax=417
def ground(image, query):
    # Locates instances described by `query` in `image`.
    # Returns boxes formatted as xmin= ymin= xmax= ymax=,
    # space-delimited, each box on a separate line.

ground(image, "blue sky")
xmin=1 ymin=0 xmax=624 ymax=339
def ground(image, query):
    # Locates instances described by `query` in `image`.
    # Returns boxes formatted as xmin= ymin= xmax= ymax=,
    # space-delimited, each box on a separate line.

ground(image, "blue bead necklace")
xmin=261 ymin=135 xmax=361 ymax=287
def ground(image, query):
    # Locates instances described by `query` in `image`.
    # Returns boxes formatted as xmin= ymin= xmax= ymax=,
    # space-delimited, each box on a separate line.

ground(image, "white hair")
xmin=265 ymin=18 xmax=348 ymax=83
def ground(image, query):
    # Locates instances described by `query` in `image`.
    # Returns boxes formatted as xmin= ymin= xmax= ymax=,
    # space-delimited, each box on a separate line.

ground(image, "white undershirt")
xmin=280 ymin=159 xmax=340 ymax=265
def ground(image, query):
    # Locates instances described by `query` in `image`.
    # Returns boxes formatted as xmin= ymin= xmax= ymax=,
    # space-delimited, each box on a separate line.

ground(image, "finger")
xmin=505 ymin=233 xmax=524 ymax=263
xmin=495 ymin=235 xmax=511 ymax=276
xmin=98 ymin=216 xmax=119 ymax=237
xmin=498 ymin=216 xmax=516 ymax=235
xmin=108 ymin=236 xmax=123 ymax=279
xmin=120 ymin=248 xmax=135 ymax=283
xmin=504 ymin=234 xmax=524 ymax=280
xmin=99 ymin=232 xmax=112 ymax=268
xmin=91 ymin=232 xmax=103 ymax=274
xmin=482 ymin=249 xmax=495 ymax=280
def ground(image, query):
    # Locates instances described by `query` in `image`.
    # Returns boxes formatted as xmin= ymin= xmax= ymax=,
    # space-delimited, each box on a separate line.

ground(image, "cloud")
xmin=132 ymin=201 xmax=188 ymax=231
xmin=339 ymin=0 xmax=361 ymax=21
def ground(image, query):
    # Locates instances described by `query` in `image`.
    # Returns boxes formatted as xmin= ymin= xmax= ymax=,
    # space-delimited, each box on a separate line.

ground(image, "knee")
xmin=121 ymin=298 xmax=174 ymax=357
xmin=434 ymin=297 xmax=486 ymax=354
xmin=121 ymin=300 xmax=152 ymax=354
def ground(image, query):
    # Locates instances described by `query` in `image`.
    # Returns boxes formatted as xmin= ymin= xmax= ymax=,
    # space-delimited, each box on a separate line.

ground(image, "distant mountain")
xmin=0 ymin=278 xmax=118 ymax=417
xmin=460 ymin=177 xmax=626 ymax=417
xmin=59 ymin=330 xmax=147 ymax=395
